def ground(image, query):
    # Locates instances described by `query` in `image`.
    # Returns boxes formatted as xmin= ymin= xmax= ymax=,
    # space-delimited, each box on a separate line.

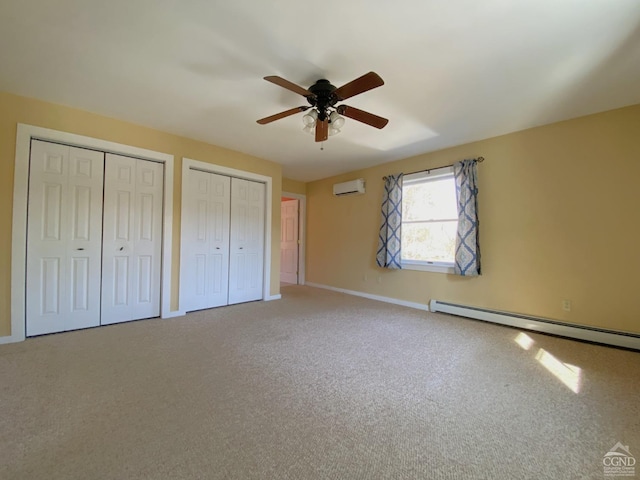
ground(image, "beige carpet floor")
xmin=1 ymin=285 xmax=639 ymax=479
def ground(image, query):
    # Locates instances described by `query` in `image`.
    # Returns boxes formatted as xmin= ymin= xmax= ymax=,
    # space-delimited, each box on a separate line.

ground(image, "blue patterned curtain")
xmin=454 ymin=160 xmax=481 ymax=276
xmin=376 ymin=174 xmax=404 ymax=269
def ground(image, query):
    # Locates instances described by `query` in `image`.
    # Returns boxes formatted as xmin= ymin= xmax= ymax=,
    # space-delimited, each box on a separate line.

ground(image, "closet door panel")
xmin=67 ymin=147 xmax=105 ymax=327
xmin=228 ymin=178 xmax=265 ymax=305
xmin=181 ymin=170 xmax=230 ymax=311
xmin=102 ymin=154 xmax=135 ymax=324
xmin=102 ymin=154 xmax=163 ymax=324
xmin=26 ymin=141 xmax=104 ymax=336
xmin=133 ymin=159 xmax=163 ymax=315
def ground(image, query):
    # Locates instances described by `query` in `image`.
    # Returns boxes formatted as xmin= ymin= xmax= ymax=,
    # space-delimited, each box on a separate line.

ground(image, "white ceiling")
xmin=1 ymin=1 xmax=639 ymax=182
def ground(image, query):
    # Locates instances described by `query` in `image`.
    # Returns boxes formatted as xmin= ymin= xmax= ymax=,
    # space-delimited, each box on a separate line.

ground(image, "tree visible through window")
xmin=401 ymin=167 xmax=457 ymax=267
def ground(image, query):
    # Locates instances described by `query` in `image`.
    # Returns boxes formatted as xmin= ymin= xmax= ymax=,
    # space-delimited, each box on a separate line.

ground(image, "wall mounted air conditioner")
xmin=333 ymin=178 xmax=366 ymax=196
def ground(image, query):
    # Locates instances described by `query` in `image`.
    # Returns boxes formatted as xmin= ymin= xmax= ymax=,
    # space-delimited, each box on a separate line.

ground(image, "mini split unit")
xmin=333 ymin=178 xmax=366 ymax=196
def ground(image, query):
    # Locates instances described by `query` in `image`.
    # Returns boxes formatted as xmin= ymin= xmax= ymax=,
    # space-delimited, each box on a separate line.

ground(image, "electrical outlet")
xmin=562 ymin=299 xmax=571 ymax=312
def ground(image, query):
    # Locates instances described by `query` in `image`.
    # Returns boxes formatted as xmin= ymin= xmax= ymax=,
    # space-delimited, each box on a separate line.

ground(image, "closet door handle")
xmin=239 ymin=247 xmax=243 ymax=250
xmin=215 ymin=247 xmax=220 ymax=250
xmin=76 ymin=248 xmax=85 ymax=251
xmin=119 ymin=247 xmax=124 ymax=251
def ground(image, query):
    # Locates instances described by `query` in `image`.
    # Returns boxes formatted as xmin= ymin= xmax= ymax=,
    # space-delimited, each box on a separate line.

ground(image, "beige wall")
xmin=0 ymin=91 xmax=283 ymax=338
xmin=282 ymin=177 xmax=307 ymax=195
xmin=307 ymin=104 xmax=640 ymax=334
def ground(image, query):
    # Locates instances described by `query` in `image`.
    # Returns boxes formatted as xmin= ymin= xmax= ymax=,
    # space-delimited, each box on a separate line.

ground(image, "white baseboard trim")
xmin=0 ymin=334 xmax=23 ymax=345
xmin=1 ymin=310 xmax=186 ymax=343
xmin=265 ymin=294 xmax=282 ymax=301
xmin=305 ymin=283 xmax=429 ymax=311
xmin=430 ymin=300 xmax=640 ymax=351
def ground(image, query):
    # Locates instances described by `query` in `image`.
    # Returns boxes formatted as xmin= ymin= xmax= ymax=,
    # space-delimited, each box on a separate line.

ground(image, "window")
xmin=401 ymin=166 xmax=457 ymax=273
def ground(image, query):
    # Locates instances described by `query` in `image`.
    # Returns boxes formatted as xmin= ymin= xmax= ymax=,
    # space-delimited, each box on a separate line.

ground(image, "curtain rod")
xmin=383 ymin=156 xmax=484 ymax=181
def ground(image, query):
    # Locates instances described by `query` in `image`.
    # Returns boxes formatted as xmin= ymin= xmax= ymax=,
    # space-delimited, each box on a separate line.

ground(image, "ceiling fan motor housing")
xmin=307 ymin=79 xmax=338 ymax=120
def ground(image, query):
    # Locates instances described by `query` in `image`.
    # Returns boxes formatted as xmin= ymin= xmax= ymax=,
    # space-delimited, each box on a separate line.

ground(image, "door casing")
xmin=8 ymin=124 xmax=176 ymax=344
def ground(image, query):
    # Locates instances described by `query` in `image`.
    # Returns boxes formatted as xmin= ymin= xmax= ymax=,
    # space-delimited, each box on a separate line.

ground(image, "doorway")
xmin=280 ymin=192 xmax=306 ymax=286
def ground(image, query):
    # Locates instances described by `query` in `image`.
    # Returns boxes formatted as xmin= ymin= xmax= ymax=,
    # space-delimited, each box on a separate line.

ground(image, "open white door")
xmin=102 ymin=154 xmax=163 ymax=325
xmin=181 ymin=169 xmax=231 ymax=311
xmin=280 ymin=199 xmax=299 ymax=284
xmin=26 ymin=141 xmax=105 ymax=336
xmin=228 ymin=178 xmax=265 ymax=305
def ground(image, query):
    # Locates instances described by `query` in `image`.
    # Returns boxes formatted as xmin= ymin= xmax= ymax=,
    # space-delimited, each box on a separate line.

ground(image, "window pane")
xmin=402 ymin=177 xmax=457 ymax=221
xmin=402 ymin=221 xmax=457 ymax=263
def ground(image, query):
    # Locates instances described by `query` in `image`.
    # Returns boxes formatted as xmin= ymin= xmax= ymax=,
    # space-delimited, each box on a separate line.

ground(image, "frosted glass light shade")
xmin=302 ymin=109 xmax=318 ymax=126
xmin=329 ymin=111 xmax=345 ymax=129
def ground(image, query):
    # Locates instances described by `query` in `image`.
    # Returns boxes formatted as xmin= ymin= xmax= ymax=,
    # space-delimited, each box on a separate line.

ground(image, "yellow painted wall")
xmin=306 ymin=104 xmax=640 ymax=334
xmin=0 ymin=91 xmax=282 ymax=337
xmin=282 ymin=177 xmax=307 ymax=195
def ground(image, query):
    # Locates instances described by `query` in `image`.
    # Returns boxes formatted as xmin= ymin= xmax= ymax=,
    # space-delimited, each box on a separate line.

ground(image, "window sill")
xmin=401 ymin=261 xmax=454 ymax=274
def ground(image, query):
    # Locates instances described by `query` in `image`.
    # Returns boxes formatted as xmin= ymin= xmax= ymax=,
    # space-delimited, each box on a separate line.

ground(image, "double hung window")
xmin=401 ymin=166 xmax=457 ymax=273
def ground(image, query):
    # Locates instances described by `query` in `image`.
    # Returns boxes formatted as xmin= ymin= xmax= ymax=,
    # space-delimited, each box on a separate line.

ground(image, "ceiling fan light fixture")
xmin=329 ymin=111 xmax=345 ymax=129
xmin=302 ymin=109 xmax=318 ymax=126
xmin=257 ymin=72 xmax=388 ymax=143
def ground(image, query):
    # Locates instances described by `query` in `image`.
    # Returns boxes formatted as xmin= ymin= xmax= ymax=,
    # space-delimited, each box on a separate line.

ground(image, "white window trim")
xmin=401 ymin=260 xmax=455 ymax=274
xmin=400 ymin=165 xmax=456 ymax=274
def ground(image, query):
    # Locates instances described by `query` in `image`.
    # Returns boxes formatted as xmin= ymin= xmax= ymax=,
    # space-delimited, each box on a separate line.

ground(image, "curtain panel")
xmin=376 ymin=173 xmax=404 ymax=269
xmin=454 ymin=159 xmax=481 ymax=276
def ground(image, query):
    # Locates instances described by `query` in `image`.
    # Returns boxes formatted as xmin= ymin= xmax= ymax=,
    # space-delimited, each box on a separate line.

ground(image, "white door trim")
xmin=281 ymin=191 xmax=306 ymax=285
xmin=8 ymin=123 xmax=175 ymax=344
xmin=179 ymin=158 xmax=274 ymax=313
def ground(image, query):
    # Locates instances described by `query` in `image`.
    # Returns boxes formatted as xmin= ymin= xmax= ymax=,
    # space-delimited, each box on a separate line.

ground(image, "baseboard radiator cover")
xmin=429 ymin=300 xmax=640 ymax=351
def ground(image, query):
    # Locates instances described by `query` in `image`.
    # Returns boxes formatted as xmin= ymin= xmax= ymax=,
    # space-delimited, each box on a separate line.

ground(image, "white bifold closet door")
xmin=101 ymin=154 xmax=164 ymax=325
xmin=182 ymin=170 xmax=265 ymax=311
xmin=26 ymin=141 xmax=105 ymax=336
xmin=228 ymin=178 xmax=265 ymax=305
xmin=181 ymin=170 xmax=231 ymax=311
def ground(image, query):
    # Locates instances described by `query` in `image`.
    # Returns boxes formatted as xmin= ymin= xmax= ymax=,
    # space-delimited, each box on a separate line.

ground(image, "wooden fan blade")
xmin=334 ymin=72 xmax=384 ymax=101
xmin=257 ymin=106 xmax=309 ymax=125
xmin=337 ymin=105 xmax=389 ymax=129
xmin=264 ymin=76 xmax=313 ymax=97
xmin=315 ymin=119 xmax=328 ymax=142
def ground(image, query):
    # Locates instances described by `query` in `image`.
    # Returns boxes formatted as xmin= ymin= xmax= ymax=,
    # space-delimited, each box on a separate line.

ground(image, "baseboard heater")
xmin=429 ymin=300 xmax=640 ymax=351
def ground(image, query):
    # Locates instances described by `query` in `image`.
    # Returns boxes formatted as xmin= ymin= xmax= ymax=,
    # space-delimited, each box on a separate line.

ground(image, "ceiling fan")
xmin=257 ymin=72 xmax=389 ymax=142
